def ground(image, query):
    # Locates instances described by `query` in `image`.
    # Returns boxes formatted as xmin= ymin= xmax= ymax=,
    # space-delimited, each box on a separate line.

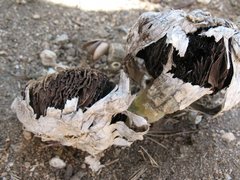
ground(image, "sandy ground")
xmin=0 ymin=0 xmax=240 ymax=179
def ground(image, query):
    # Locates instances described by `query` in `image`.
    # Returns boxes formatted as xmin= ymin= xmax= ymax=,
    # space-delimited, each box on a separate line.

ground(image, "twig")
xmin=128 ymin=166 xmax=147 ymax=180
xmin=71 ymin=19 xmax=82 ymax=27
xmin=148 ymin=130 xmax=181 ymax=134
xmin=140 ymin=146 xmax=159 ymax=167
xmin=171 ymin=111 xmax=187 ymax=118
xmin=146 ymin=137 xmax=167 ymax=150
xmin=147 ymin=130 xmax=199 ymax=137
xmin=105 ymin=158 xmax=119 ymax=166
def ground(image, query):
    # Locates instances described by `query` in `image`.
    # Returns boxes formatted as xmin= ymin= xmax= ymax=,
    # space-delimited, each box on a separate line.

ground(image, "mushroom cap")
xmin=11 ymin=69 xmax=149 ymax=171
xmin=124 ymin=9 xmax=240 ymax=116
xmin=25 ymin=68 xmax=115 ymax=119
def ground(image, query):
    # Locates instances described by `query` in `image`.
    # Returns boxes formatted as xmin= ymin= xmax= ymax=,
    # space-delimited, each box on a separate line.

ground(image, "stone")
xmin=197 ymin=0 xmax=211 ymax=4
xmin=55 ymin=34 xmax=69 ymax=44
xmin=32 ymin=14 xmax=40 ymax=19
xmin=221 ymin=132 xmax=236 ymax=143
xmin=22 ymin=130 xmax=33 ymax=140
xmin=24 ymin=162 xmax=31 ymax=169
xmin=49 ymin=157 xmax=66 ymax=169
xmin=0 ymin=50 xmax=7 ymax=56
xmin=40 ymin=49 xmax=57 ymax=67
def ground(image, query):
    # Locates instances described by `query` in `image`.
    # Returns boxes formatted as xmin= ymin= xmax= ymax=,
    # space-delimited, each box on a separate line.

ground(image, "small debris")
xmin=93 ymin=41 xmax=109 ymax=60
xmin=22 ymin=130 xmax=33 ymax=140
xmin=188 ymin=112 xmax=203 ymax=124
xmin=197 ymin=0 xmax=211 ymax=4
xmin=82 ymin=39 xmax=109 ymax=61
xmin=40 ymin=49 xmax=57 ymax=67
xmin=24 ymin=162 xmax=31 ymax=169
xmin=110 ymin=61 xmax=121 ymax=72
xmin=55 ymin=34 xmax=69 ymax=44
xmin=222 ymin=132 xmax=236 ymax=143
xmin=80 ymin=163 xmax=86 ymax=169
xmin=195 ymin=115 xmax=203 ymax=124
xmin=49 ymin=157 xmax=66 ymax=169
xmin=0 ymin=50 xmax=7 ymax=56
xmin=128 ymin=166 xmax=147 ymax=180
xmin=32 ymin=14 xmax=40 ymax=20
xmin=53 ymin=20 xmax=59 ymax=25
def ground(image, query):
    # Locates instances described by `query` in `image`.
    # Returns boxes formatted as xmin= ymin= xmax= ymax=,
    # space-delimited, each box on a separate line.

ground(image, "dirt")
xmin=0 ymin=0 xmax=240 ymax=179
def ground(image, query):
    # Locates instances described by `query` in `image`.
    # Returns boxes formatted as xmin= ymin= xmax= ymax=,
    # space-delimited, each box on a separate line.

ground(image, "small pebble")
xmin=81 ymin=163 xmax=86 ymax=169
xmin=24 ymin=162 xmax=31 ymax=169
xmin=55 ymin=34 xmax=69 ymax=44
xmin=195 ymin=115 xmax=203 ymax=124
xmin=49 ymin=157 xmax=66 ymax=169
xmin=53 ymin=20 xmax=59 ymax=25
xmin=197 ymin=0 xmax=211 ymax=4
xmin=8 ymin=162 xmax=14 ymax=167
xmin=23 ymin=130 xmax=33 ymax=140
xmin=222 ymin=132 xmax=236 ymax=143
xmin=40 ymin=49 xmax=57 ymax=67
xmin=188 ymin=112 xmax=203 ymax=124
xmin=32 ymin=14 xmax=40 ymax=20
xmin=0 ymin=50 xmax=7 ymax=56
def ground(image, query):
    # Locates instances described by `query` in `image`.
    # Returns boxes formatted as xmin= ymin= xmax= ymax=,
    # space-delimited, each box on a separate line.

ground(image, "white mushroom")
xmin=124 ymin=9 xmax=240 ymax=122
xmin=11 ymin=68 xmax=149 ymax=171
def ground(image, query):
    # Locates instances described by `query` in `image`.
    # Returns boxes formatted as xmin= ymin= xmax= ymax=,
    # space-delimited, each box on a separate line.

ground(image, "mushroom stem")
xmin=128 ymin=89 xmax=165 ymax=123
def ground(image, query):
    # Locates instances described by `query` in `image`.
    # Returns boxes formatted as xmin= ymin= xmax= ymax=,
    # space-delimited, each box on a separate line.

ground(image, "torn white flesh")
xmin=126 ymin=9 xmax=240 ymax=120
xmin=11 ymin=71 xmax=149 ymax=171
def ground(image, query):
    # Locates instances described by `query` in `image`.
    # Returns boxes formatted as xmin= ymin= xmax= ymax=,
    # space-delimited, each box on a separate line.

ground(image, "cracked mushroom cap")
xmin=124 ymin=9 xmax=240 ymax=120
xmin=11 ymin=68 xmax=149 ymax=171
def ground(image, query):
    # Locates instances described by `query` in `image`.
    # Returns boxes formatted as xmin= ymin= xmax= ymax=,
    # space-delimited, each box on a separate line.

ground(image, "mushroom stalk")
xmin=129 ymin=89 xmax=165 ymax=123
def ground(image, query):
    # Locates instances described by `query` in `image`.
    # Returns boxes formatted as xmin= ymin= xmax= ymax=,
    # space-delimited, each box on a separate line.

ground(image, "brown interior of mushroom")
xmin=136 ymin=35 xmax=171 ymax=79
xmin=25 ymin=68 xmax=116 ymax=119
xmin=136 ymin=29 xmax=233 ymax=94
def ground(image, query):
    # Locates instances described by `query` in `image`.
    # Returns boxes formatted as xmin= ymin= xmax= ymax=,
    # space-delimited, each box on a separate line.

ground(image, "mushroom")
xmin=124 ymin=9 xmax=240 ymax=123
xmin=11 ymin=68 xmax=149 ymax=171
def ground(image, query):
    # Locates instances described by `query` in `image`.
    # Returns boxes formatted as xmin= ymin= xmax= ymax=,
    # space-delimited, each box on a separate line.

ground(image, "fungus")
xmin=124 ymin=9 xmax=240 ymax=122
xmin=11 ymin=68 xmax=149 ymax=171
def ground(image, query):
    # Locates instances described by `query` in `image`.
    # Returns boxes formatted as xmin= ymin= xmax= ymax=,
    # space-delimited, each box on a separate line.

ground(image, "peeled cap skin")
xmin=11 ymin=69 xmax=149 ymax=171
xmin=124 ymin=9 xmax=240 ymax=121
